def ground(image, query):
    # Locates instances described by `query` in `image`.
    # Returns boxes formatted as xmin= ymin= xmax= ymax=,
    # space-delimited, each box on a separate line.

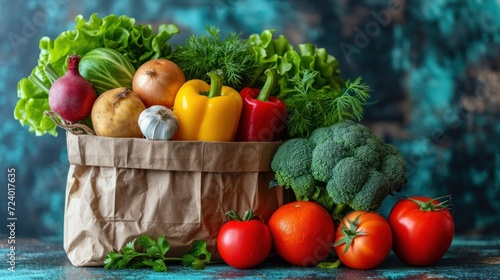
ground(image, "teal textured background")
xmin=1 ymin=0 xmax=499 ymax=239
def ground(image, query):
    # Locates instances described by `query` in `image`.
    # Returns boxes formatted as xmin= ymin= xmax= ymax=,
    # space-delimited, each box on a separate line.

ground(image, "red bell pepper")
xmin=236 ymin=68 xmax=287 ymax=141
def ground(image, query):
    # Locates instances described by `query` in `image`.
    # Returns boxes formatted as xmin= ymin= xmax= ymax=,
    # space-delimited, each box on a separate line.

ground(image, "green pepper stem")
xmin=206 ymin=71 xmax=224 ymax=98
xmin=256 ymin=67 xmax=278 ymax=102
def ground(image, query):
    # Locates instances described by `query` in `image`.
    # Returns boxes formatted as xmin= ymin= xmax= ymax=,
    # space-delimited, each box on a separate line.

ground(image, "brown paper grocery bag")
xmin=63 ymin=133 xmax=283 ymax=266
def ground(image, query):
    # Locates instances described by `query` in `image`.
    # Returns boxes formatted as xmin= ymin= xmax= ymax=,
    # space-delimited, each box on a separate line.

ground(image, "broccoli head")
xmin=271 ymin=120 xmax=406 ymax=214
xmin=271 ymin=138 xmax=316 ymax=198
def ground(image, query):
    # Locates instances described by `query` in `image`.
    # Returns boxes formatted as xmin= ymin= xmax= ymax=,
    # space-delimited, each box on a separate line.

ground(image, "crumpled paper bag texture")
xmin=63 ymin=133 xmax=283 ymax=266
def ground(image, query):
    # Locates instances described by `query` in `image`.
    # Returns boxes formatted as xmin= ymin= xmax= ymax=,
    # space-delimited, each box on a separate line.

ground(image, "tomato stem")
xmin=333 ymin=214 xmax=366 ymax=254
xmin=408 ymin=195 xmax=453 ymax=212
xmin=242 ymin=210 xmax=255 ymax=221
xmin=225 ymin=209 xmax=256 ymax=221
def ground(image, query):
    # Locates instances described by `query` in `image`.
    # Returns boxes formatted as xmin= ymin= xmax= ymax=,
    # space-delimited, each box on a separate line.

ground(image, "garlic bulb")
xmin=138 ymin=105 xmax=179 ymax=140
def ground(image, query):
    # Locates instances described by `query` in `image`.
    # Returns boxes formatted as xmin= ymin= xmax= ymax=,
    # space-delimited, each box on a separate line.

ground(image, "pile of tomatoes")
xmin=216 ymin=196 xmax=455 ymax=270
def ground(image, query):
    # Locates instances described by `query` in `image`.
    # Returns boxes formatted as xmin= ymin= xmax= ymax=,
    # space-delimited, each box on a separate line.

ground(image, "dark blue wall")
xmin=1 ymin=0 xmax=499 ymax=239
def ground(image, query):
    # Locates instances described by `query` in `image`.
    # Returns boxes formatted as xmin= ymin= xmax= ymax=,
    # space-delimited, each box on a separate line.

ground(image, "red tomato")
xmin=333 ymin=211 xmax=392 ymax=270
xmin=217 ymin=210 xmax=272 ymax=269
xmin=388 ymin=196 xmax=454 ymax=267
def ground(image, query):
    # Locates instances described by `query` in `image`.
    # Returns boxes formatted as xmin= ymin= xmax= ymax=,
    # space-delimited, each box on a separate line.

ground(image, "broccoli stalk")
xmin=271 ymin=121 xmax=406 ymax=219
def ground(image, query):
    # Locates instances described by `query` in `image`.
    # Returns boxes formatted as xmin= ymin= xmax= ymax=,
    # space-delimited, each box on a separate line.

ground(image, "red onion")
xmin=49 ymin=55 xmax=96 ymax=122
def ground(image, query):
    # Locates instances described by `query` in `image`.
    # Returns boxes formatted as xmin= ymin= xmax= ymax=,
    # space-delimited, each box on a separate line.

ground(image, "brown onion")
xmin=132 ymin=58 xmax=186 ymax=108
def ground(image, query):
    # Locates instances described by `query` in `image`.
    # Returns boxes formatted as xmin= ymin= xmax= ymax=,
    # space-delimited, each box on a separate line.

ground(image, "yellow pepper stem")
xmin=206 ymin=71 xmax=224 ymax=98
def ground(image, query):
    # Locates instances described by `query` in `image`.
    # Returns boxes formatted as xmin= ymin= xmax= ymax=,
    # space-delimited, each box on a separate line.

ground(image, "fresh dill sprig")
xmin=283 ymin=69 xmax=372 ymax=138
xmin=171 ymin=25 xmax=258 ymax=89
xmin=331 ymin=76 xmax=371 ymax=122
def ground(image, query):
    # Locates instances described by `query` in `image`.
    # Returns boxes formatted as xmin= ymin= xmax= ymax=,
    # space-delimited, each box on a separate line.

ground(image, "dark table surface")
xmin=1 ymin=236 xmax=499 ymax=279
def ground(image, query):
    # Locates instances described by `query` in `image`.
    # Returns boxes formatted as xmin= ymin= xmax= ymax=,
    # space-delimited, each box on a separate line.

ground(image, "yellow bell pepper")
xmin=173 ymin=72 xmax=242 ymax=141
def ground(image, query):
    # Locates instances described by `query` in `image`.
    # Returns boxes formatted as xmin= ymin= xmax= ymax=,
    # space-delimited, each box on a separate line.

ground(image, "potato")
xmin=91 ymin=87 xmax=146 ymax=138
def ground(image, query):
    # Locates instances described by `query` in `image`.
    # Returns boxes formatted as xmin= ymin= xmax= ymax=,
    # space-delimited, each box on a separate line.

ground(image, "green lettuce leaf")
xmin=249 ymin=30 xmax=372 ymax=139
xmin=248 ymin=29 xmax=345 ymax=97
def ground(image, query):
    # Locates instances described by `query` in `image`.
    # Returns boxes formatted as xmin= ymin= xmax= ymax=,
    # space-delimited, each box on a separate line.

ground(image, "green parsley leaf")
xmin=104 ymin=235 xmax=210 ymax=272
xmin=156 ymin=235 xmax=170 ymax=256
xmin=181 ymin=240 xmax=211 ymax=270
xmin=142 ymin=258 xmax=167 ymax=272
xmin=137 ymin=234 xmax=156 ymax=249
